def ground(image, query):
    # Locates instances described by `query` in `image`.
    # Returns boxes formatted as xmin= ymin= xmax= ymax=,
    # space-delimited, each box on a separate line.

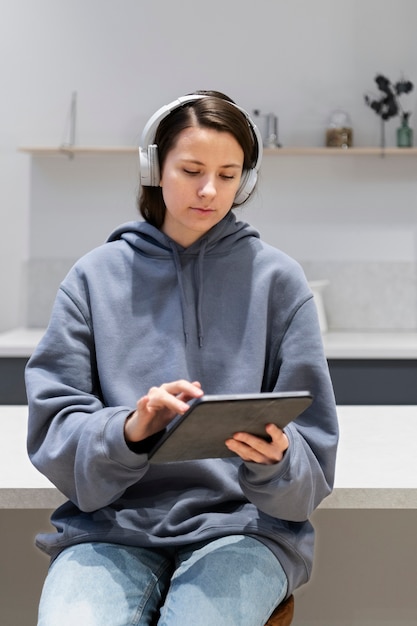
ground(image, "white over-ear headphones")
xmin=138 ymin=94 xmax=263 ymax=205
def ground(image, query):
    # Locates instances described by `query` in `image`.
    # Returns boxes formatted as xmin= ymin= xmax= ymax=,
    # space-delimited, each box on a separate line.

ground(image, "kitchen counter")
xmin=1 ymin=405 xmax=416 ymax=509
xmin=322 ymin=331 xmax=417 ymax=359
xmin=0 ymin=327 xmax=45 ymax=358
xmin=321 ymin=405 xmax=417 ymax=509
xmin=2 ymin=327 xmax=417 ymax=359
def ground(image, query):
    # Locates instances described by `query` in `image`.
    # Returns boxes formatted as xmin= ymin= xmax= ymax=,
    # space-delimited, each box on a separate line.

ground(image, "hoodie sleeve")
xmin=25 ymin=283 xmax=150 ymax=513
xmin=238 ymin=295 xmax=339 ymax=521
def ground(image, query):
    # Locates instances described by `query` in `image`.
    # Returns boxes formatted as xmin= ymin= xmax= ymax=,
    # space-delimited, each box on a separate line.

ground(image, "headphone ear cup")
xmin=234 ymin=168 xmax=258 ymax=205
xmin=139 ymin=144 xmax=160 ymax=187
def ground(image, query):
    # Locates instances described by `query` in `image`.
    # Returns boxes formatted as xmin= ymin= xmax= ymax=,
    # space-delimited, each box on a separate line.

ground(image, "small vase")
xmin=397 ymin=113 xmax=413 ymax=148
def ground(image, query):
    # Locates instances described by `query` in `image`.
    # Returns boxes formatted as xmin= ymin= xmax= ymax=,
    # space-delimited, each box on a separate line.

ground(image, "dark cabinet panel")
xmin=0 ymin=359 xmax=28 ymax=404
xmin=1 ymin=357 xmax=416 ymax=406
xmin=328 ymin=360 xmax=417 ymax=405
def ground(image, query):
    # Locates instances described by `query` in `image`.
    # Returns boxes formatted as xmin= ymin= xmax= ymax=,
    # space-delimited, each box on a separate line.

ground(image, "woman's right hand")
xmin=124 ymin=380 xmax=203 ymax=444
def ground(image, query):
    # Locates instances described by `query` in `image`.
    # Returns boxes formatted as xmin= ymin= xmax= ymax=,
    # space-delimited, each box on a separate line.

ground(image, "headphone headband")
xmin=138 ymin=94 xmax=263 ymax=204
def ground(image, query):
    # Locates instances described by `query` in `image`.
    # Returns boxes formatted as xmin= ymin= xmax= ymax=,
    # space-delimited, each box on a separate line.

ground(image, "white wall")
xmin=1 ymin=0 xmax=417 ymax=330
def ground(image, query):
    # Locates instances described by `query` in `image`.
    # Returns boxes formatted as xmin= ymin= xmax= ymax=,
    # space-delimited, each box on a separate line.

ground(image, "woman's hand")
xmin=124 ymin=380 xmax=203 ymax=444
xmin=225 ymin=423 xmax=289 ymax=464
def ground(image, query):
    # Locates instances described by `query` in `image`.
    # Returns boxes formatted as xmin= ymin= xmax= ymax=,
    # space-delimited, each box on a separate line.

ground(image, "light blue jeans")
xmin=37 ymin=535 xmax=288 ymax=626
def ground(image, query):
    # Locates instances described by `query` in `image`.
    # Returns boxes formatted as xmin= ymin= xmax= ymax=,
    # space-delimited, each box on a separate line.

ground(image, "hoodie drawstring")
xmin=169 ymin=238 xmax=208 ymax=347
xmin=195 ymin=238 xmax=207 ymax=347
xmin=170 ymin=243 xmax=189 ymax=344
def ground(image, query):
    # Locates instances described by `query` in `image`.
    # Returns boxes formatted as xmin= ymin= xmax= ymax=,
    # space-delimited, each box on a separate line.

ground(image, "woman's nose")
xmin=198 ymin=177 xmax=217 ymax=198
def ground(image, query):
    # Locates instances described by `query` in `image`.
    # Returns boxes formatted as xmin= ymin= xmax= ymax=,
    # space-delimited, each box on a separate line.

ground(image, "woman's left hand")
xmin=225 ymin=423 xmax=289 ymax=464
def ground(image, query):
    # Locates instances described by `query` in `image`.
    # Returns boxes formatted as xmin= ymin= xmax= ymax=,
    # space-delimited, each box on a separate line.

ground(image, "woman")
xmin=26 ymin=91 xmax=338 ymax=625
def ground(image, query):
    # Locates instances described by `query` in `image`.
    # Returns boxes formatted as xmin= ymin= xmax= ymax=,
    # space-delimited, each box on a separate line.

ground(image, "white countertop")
xmin=0 ymin=327 xmax=45 ymax=357
xmin=321 ymin=405 xmax=417 ymax=509
xmin=2 ymin=327 xmax=417 ymax=359
xmin=1 ymin=404 xmax=65 ymax=508
xmin=322 ymin=331 xmax=417 ymax=359
xmin=1 ymin=405 xmax=416 ymax=509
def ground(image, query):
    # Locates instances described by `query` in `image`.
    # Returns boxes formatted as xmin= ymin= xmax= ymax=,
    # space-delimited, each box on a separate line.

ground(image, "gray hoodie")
xmin=25 ymin=211 xmax=338 ymax=596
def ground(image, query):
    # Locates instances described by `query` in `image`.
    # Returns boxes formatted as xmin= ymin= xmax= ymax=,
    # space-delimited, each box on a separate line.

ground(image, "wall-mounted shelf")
xmin=18 ymin=146 xmax=417 ymax=157
xmin=18 ymin=146 xmax=138 ymax=156
xmin=265 ymin=147 xmax=417 ymax=156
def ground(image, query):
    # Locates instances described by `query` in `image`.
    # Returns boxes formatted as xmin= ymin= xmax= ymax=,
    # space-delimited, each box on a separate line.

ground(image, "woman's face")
xmin=159 ymin=126 xmax=244 ymax=247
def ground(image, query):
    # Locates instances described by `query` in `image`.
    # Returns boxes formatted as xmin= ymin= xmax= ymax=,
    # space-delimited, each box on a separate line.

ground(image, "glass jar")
xmin=325 ymin=109 xmax=353 ymax=148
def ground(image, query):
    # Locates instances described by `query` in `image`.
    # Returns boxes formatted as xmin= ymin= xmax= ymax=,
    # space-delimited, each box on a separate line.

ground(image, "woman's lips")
xmin=191 ymin=207 xmax=214 ymax=214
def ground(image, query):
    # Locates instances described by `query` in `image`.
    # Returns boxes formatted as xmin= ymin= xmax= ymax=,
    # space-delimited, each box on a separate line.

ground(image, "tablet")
xmin=149 ymin=391 xmax=313 ymax=463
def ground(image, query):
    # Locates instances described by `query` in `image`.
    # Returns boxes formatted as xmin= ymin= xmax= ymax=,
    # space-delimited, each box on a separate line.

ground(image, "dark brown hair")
xmin=138 ymin=90 xmax=258 ymax=228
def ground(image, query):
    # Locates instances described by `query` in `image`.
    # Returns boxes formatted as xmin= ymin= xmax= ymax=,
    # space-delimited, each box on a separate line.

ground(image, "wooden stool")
xmin=264 ymin=594 xmax=294 ymax=626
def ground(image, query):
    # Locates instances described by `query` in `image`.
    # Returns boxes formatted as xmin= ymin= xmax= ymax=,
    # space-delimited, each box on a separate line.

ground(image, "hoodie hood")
xmin=107 ymin=212 xmax=260 ymax=347
xmin=107 ymin=211 xmax=260 ymax=256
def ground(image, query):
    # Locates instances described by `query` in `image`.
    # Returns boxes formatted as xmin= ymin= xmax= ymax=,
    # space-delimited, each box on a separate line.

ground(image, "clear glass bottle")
xmin=325 ymin=109 xmax=353 ymax=148
xmin=397 ymin=112 xmax=413 ymax=148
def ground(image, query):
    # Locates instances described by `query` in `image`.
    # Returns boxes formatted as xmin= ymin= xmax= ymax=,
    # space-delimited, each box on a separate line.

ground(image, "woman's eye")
xmin=221 ymin=174 xmax=235 ymax=180
xmin=184 ymin=169 xmax=199 ymax=176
